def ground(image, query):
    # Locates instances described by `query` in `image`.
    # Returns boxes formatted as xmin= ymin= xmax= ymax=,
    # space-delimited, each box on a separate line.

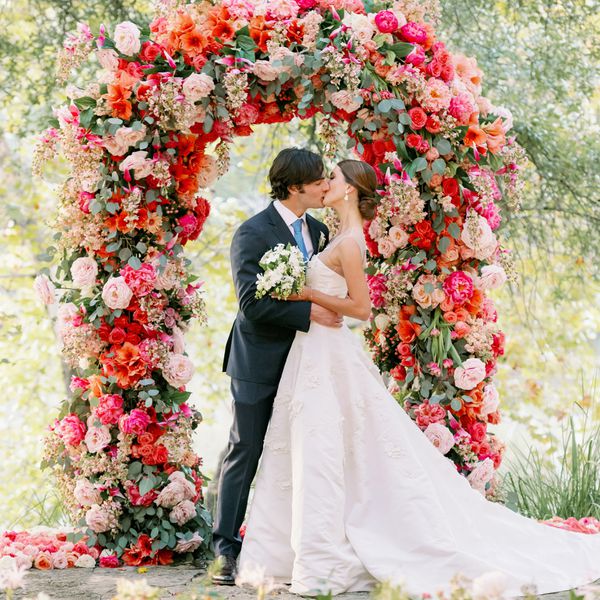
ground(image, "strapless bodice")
xmin=306 ymin=255 xmax=348 ymax=299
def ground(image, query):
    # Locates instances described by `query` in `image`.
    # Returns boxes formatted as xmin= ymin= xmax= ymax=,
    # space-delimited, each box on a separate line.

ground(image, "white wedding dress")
xmin=238 ymin=232 xmax=600 ymax=597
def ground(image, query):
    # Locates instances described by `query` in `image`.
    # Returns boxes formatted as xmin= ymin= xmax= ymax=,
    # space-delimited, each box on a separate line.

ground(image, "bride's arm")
xmin=288 ymin=238 xmax=372 ymax=321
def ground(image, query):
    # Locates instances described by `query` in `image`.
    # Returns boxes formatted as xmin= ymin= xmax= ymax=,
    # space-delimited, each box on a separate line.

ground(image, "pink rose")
xmin=120 ymin=263 xmax=157 ymax=297
xmin=469 ymin=421 xmax=487 ymax=443
xmin=182 ymin=73 xmax=215 ymax=102
xmin=99 ymin=554 xmax=120 ymax=568
xmin=52 ymin=551 xmax=68 ymax=569
xmin=169 ymin=500 xmax=197 ymax=525
xmin=96 ymin=394 xmax=124 ymax=425
xmin=34 ymin=274 xmax=55 ymax=305
xmin=461 ymin=214 xmax=497 ymax=260
xmin=163 ymin=353 xmax=194 ymax=388
xmin=155 ymin=471 xmax=196 ymax=508
xmin=70 ymin=257 xmax=98 ymax=289
xmin=101 ymin=276 xmax=133 ymax=309
xmin=374 ymin=10 xmax=399 ymax=33
xmin=478 ymin=265 xmax=506 ymax=290
xmin=424 ymin=423 xmax=454 ymax=454
xmin=443 ymin=271 xmax=474 ymax=305
xmin=84 ymin=425 xmax=112 ymax=453
xmin=414 ymin=400 xmax=446 ymax=428
xmin=104 ymin=126 xmax=146 ymax=156
xmin=367 ymin=273 xmax=387 ymax=308
xmin=113 ymin=21 xmax=141 ymax=56
xmin=454 ymin=358 xmax=486 ymax=390
xmin=56 ymin=414 xmax=86 ymax=446
xmin=377 ymin=237 xmax=396 ymax=258
xmin=118 ymin=408 xmax=151 ymax=436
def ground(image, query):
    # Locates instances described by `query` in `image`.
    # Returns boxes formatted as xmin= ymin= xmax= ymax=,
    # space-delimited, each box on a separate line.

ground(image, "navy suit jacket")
xmin=223 ymin=202 xmax=329 ymax=387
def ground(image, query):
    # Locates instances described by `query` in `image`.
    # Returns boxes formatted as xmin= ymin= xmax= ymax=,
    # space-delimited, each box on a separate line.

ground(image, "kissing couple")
xmin=210 ymin=147 xmax=600 ymax=596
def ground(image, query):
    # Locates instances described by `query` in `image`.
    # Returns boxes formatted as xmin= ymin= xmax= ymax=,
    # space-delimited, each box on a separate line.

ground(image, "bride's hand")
xmin=286 ymin=287 xmax=313 ymax=302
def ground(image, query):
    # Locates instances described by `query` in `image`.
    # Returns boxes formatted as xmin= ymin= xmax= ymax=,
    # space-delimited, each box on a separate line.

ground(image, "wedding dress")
xmin=238 ymin=230 xmax=600 ymax=597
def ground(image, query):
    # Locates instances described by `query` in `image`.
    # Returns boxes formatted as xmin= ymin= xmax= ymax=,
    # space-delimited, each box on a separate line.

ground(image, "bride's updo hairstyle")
xmin=337 ymin=160 xmax=379 ymax=220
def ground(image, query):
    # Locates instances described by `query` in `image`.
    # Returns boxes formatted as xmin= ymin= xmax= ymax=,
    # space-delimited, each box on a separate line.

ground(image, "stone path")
xmin=4 ymin=565 xmax=590 ymax=600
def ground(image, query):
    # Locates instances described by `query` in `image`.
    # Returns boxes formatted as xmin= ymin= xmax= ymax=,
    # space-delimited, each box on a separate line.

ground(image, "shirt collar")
xmin=273 ymin=200 xmax=306 ymax=227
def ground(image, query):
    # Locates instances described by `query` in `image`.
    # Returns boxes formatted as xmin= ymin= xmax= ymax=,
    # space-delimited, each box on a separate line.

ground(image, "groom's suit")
xmin=213 ymin=201 xmax=329 ymax=558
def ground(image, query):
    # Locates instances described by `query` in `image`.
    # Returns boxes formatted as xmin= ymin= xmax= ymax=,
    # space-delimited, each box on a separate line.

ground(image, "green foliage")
xmin=502 ymin=398 xmax=600 ymax=520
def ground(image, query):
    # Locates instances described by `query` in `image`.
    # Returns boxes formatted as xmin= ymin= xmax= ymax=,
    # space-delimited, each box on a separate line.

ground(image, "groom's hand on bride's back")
xmin=310 ymin=304 xmax=343 ymax=328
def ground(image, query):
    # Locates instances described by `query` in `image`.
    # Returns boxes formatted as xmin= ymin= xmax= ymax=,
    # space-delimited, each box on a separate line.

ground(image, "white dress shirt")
xmin=273 ymin=200 xmax=315 ymax=258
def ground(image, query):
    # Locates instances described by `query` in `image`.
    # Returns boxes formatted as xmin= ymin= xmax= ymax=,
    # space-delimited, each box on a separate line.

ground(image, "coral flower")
xmin=106 ymin=84 xmax=132 ymax=121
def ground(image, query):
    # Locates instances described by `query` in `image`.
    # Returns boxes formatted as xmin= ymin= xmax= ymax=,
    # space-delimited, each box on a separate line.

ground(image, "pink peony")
xmin=418 ymin=78 xmax=451 ymax=112
xmin=388 ymin=226 xmax=409 ymax=248
xmin=70 ymin=257 xmax=98 ymax=288
xmin=120 ymin=263 xmax=157 ymax=297
xmin=448 ymin=94 xmax=476 ymax=126
xmin=414 ymin=400 xmax=446 ymax=428
xmin=101 ymin=276 xmax=133 ymax=309
xmin=119 ymin=408 xmax=151 ymax=436
xmin=55 ymin=414 xmax=86 ymax=446
xmin=96 ymin=394 xmax=124 ymax=425
xmin=367 ymin=273 xmax=388 ymax=308
xmin=99 ymin=554 xmax=120 ymax=568
xmin=163 ymin=353 xmax=194 ymax=388
xmin=454 ymin=358 xmax=487 ymax=390
xmin=84 ymin=425 xmax=112 ymax=453
xmin=482 ymin=202 xmax=501 ymax=230
xmin=443 ymin=271 xmax=474 ymax=305
xmin=405 ymin=44 xmax=426 ymax=67
xmin=400 ymin=22 xmax=427 ymax=44
xmin=467 ymin=457 xmax=495 ymax=494
xmin=374 ymin=10 xmax=399 ymax=33
xmin=424 ymin=423 xmax=455 ymax=454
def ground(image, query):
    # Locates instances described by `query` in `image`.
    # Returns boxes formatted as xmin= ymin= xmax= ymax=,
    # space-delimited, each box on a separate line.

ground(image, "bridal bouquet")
xmin=255 ymin=244 xmax=306 ymax=300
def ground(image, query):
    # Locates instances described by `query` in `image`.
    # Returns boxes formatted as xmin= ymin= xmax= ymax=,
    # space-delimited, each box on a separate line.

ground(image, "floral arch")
xmin=30 ymin=0 xmax=526 ymax=567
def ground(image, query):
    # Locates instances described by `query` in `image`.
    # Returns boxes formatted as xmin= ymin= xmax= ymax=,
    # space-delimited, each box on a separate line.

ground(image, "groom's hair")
xmin=269 ymin=148 xmax=324 ymax=201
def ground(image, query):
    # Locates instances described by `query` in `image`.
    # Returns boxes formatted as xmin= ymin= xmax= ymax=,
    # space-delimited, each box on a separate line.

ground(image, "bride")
xmin=237 ymin=159 xmax=600 ymax=596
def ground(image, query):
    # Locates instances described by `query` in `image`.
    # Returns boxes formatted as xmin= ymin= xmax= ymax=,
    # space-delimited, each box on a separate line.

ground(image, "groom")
xmin=212 ymin=147 xmax=342 ymax=584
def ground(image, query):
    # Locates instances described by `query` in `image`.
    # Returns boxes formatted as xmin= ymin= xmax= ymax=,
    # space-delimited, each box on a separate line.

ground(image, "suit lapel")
xmin=266 ymin=202 xmax=297 ymax=247
xmin=306 ymin=214 xmax=322 ymax=255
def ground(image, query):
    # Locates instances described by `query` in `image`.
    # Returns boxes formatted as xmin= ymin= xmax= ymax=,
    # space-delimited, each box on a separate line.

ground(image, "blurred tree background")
xmin=0 ymin=0 xmax=598 ymax=528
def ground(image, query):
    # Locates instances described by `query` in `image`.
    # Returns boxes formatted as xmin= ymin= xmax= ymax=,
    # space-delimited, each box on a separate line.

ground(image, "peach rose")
xmin=388 ymin=226 xmax=409 ymax=248
xmin=454 ymin=357 xmax=486 ymax=390
xmin=119 ymin=150 xmax=154 ymax=180
xmin=330 ymin=90 xmax=363 ymax=113
xmin=84 ymin=425 xmax=112 ymax=454
xmin=34 ymin=274 xmax=56 ymax=305
xmin=182 ymin=73 xmax=215 ymax=102
xmin=104 ymin=126 xmax=146 ymax=156
xmin=424 ymin=423 xmax=455 ymax=454
xmin=174 ymin=532 xmax=204 ymax=553
xmin=85 ymin=504 xmax=117 ymax=533
xmin=412 ymin=274 xmax=445 ymax=309
xmin=34 ymin=551 xmax=53 ymax=570
xmin=113 ymin=21 xmax=141 ymax=56
xmin=101 ymin=276 xmax=133 ymax=309
xmin=252 ymin=60 xmax=281 ymax=81
xmin=467 ymin=457 xmax=495 ymax=494
xmin=169 ymin=500 xmax=197 ymax=525
xmin=163 ymin=353 xmax=194 ymax=388
xmin=71 ymin=257 xmax=98 ymax=289
xmin=377 ymin=237 xmax=396 ymax=258
xmin=478 ymin=265 xmax=507 ymax=290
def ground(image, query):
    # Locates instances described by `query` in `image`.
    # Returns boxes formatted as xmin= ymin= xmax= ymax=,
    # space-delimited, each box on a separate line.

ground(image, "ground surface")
xmin=4 ymin=565 xmax=592 ymax=600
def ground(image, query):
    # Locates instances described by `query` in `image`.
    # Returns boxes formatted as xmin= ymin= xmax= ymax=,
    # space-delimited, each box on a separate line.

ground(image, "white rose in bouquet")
xmin=255 ymin=244 xmax=307 ymax=300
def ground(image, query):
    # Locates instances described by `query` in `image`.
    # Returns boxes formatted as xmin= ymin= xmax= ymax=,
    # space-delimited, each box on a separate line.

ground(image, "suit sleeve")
xmin=231 ymin=224 xmax=312 ymax=332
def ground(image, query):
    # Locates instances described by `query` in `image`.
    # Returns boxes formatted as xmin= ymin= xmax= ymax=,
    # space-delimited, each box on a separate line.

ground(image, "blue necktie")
xmin=292 ymin=218 xmax=309 ymax=262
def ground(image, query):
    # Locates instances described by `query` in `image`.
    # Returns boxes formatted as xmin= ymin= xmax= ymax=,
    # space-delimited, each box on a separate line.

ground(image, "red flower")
xmin=408 ymin=107 xmax=427 ymax=130
xmin=425 ymin=115 xmax=442 ymax=134
xmin=409 ymin=220 xmax=436 ymax=250
xmin=406 ymin=133 xmax=423 ymax=149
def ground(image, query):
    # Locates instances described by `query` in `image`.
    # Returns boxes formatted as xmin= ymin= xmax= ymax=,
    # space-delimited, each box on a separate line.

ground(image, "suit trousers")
xmin=212 ymin=378 xmax=278 ymax=558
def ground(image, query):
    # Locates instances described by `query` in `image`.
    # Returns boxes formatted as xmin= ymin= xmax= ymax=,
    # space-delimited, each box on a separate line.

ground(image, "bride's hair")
xmin=337 ymin=160 xmax=379 ymax=220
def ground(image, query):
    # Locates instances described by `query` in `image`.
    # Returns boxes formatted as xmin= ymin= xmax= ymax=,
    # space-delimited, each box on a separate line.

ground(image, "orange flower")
xmin=181 ymin=27 xmax=207 ymax=56
xmin=88 ymin=375 xmax=104 ymax=398
xmin=463 ymin=125 xmax=486 ymax=148
xmin=483 ymin=117 xmax=506 ymax=154
xmin=249 ymin=16 xmax=271 ymax=53
xmin=464 ymin=289 xmax=483 ymax=316
xmin=396 ymin=318 xmax=421 ymax=344
xmin=102 ymin=342 xmax=147 ymax=388
xmin=34 ymin=552 xmax=53 ymax=570
xmin=106 ymin=84 xmax=132 ymax=121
